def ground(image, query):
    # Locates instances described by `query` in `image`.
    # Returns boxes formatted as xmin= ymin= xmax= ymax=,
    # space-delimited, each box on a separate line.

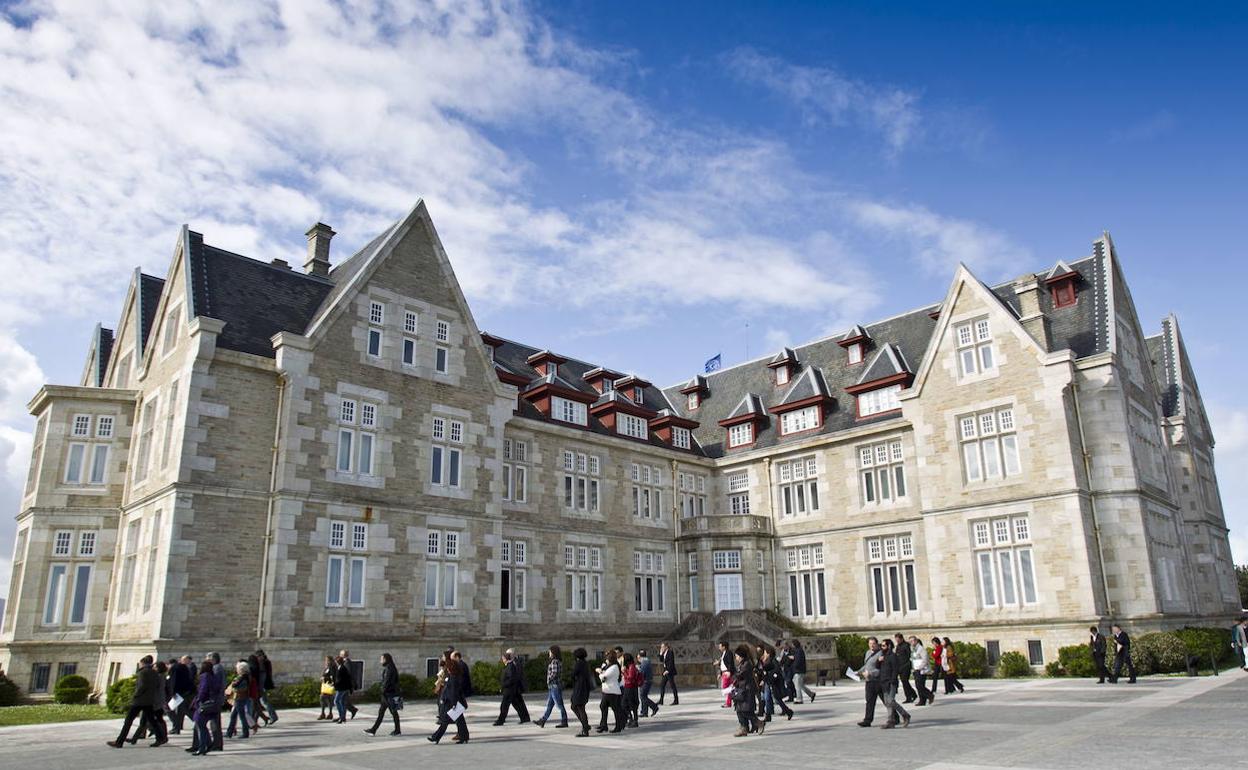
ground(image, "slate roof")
xmin=855 ymin=344 xmax=909 ymax=386
xmin=138 ymin=273 xmax=166 ymax=355
xmin=95 ymin=326 xmax=114 ymax=387
xmin=662 ymin=252 xmax=1109 ymax=458
xmin=775 ymin=367 xmax=830 ymax=407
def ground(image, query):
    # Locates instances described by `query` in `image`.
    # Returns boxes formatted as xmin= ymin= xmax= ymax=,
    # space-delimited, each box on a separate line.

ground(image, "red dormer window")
xmin=633 ymin=387 xmax=643 ymax=404
xmin=775 ymin=367 xmax=790 ymax=386
xmin=687 ymin=392 xmax=700 ymax=411
xmin=846 ymin=342 xmax=863 ymax=365
xmin=1044 ymin=265 xmax=1081 ymax=309
xmin=1052 ymin=279 xmax=1076 ymax=308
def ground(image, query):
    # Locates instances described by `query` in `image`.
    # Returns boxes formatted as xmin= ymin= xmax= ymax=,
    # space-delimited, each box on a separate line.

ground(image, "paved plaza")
xmin=1 ymin=672 xmax=1245 ymax=769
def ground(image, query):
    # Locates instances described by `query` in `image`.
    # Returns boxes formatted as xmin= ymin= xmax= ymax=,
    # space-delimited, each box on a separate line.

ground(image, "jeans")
xmin=227 ymin=697 xmax=251 ymax=738
xmin=370 ymin=697 xmax=401 ymax=733
xmin=882 ymin=683 xmax=909 ymax=724
xmin=639 ymin=681 xmax=658 ymax=716
xmin=193 ymin=710 xmax=216 ymax=753
xmin=862 ymin=680 xmax=882 ymax=724
xmin=334 ymin=690 xmax=348 ymax=721
xmin=764 ymin=682 xmax=792 ymax=717
xmin=258 ymin=693 xmax=277 ymax=722
xmin=539 ymin=684 xmax=567 ymax=723
xmin=793 ymin=673 xmax=815 ymax=702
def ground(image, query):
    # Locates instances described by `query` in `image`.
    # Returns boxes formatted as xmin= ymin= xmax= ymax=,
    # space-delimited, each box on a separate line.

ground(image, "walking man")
xmin=170 ymin=656 xmax=195 ymax=734
xmin=494 ymin=649 xmax=531 ymax=725
xmin=1090 ymin=626 xmax=1110 ymax=683
xmin=658 ymin=642 xmax=679 ymax=705
xmin=637 ymin=649 xmax=659 ymax=717
xmin=791 ymin=640 xmax=816 ymax=704
xmin=338 ymin=649 xmax=360 ymax=719
xmin=1232 ymin=617 xmax=1247 ymax=671
xmin=107 ymin=656 xmax=168 ymax=748
xmin=857 ymin=637 xmax=884 ymax=727
xmin=893 ymin=634 xmax=917 ymax=703
xmin=878 ymin=639 xmax=911 ymax=728
xmin=1109 ymin=624 xmax=1137 ymax=684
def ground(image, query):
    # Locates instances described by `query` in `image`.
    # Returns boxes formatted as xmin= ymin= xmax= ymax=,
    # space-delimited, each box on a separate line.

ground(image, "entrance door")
xmin=714 ymin=573 xmax=743 ymax=612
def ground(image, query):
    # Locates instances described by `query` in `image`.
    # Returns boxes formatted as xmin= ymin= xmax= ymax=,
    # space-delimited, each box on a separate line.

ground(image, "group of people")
xmin=1089 ymin=624 xmax=1137 ymax=684
xmin=106 ymin=649 xmax=279 ymax=756
xmin=855 ymin=634 xmax=966 ymax=729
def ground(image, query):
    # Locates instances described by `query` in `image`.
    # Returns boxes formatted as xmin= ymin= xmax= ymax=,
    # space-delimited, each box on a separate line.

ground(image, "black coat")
xmin=569 ymin=659 xmax=593 ymax=707
xmin=1091 ymin=632 xmax=1107 ymax=658
xmin=439 ymin=668 xmax=462 ymax=706
xmin=262 ymin=658 xmax=275 ymax=691
xmin=719 ymin=649 xmax=733 ymax=674
xmin=878 ymin=651 xmax=899 ymax=684
xmin=133 ymin=666 xmax=163 ymax=709
xmin=761 ymin=657 xmax=786 ymax=689
xmin=731 ymin=660 xmax=758 ymax=713
xmin=661 ymin=649 xmax=677 ymax=676
xmin=895 ymin=641 xmax=913 ymax=674
xmin=379 ymin=662 xmax=399 ymax=698
xmin=459 ymin=661 xmax=473 ymax=700
xmin=171 ymin=662 xmax=194 ymax=696
xmin=501 ymin=659 xmax=524 ymax=695
xmin=1114 ymin=631 xmax=1131 ymax=652
xmin=334 ymin=662 xmax=354 ymax=692
xmin=793 ymin=645 xmax=808 ymax=674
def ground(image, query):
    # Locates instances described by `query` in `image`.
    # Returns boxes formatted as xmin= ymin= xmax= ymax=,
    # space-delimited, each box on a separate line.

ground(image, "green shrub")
xmin=0 ymin=672 xmax=21 ymax=706
xmin=523 ymin=654 xmax=547 ymax=692
xmin=995 ymin=651 xmax=1033 ymax=678
xmin=397 ymin=673 xmax=422 ymax=699
xmin=1044 ymin=661 xmax=1064 ymax=677
xmin=1133 ymin=632 xmax=1187 ymax=675
xmin=105 ymin=676 xmax=135 ymax=714
xmin=835 ymin=634 xmax=869 ymax=671
xmin=53 ymin=674 xmax=91 ymax=704
xmin=951 ymin=641 xmax=987 ymax=678
xmin=269 ymin=678 xmax=322 ymax=708
xmin=470 ymin=661 xmax=502 ymax=696
xmin=413 ymin=676 xmax=439 ymax=699
xmin=1057 ymin=644 xmax=1098 ymax=677
xmin=1174 ymin=626 xmax=1234 ymax=665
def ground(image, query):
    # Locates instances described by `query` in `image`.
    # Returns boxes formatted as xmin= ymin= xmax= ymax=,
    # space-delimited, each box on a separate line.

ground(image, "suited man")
xmin=893 ymin=634 xmax=917 ymax=703
xmin=494 ymin=649 xmax=530 ymax=725
xmin=107 ymin=655 xmax=168 ymax=748
xmin=170 ymin=656 xmax=196 ymax=734
xmin=658 ymin=642 xmax=679 ymax=705
xmin=1089 ymin=626 xmax=1110 ymax=683
xmin=1109 ymin=624 xmax=1137 ymax=684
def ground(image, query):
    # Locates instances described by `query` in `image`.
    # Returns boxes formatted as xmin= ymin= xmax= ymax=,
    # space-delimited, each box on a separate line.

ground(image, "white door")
xmin=714 ymin=573 xmax=743 ymax=612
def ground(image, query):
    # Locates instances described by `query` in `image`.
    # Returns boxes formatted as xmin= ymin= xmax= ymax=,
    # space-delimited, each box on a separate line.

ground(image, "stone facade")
xmin=0 ymin=204 xmax=1236 ymax=696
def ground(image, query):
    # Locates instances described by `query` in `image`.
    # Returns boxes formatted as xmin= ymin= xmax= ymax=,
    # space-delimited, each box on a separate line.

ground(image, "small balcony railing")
xmin=675 ymin=514 xmax=772 ymax=539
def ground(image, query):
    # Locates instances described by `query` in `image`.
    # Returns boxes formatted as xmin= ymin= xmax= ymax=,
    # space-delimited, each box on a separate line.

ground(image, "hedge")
xmin=951 ymin=641 xmax=987 ymax=678
xmin=53 ymin=674 xmax=92 ymax=704
xmin=363 ymin=673 xmax=424 ymax=702
xmin=470 ymin=661 xmax=503 ymax=696
xmin=105 ymin=676 xmax=136 ymax=714
xmin=1132 ymin=632 xmax=1187 ymax=675
xmin=995 ymin=651 xmax=1033 ymax=678
xmin=1174 ymin=626 xmax=1234 ymax=665
xmin=1056 ymin=644 xmax=1099 ymax=677
xmin=0 ymin=672 xmax=21 ymax=706
xmin=836 ymin=634 xmax=869 ymax=672
xmin=269 ymin=678 xmax=323 ymax=708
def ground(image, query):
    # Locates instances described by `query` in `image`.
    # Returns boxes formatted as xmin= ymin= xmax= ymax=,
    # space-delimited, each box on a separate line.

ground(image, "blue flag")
xmin=704 ymin=354 xmax=722 ymax=373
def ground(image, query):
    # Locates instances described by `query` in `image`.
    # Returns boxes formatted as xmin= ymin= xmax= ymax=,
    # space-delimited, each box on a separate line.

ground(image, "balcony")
xmin=676 ymin=514 xmax=772 ymax=539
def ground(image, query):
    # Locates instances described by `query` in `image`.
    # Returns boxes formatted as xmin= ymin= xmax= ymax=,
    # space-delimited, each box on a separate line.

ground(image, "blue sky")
xmin=0 ymin=1 xmax=1245 ymax=591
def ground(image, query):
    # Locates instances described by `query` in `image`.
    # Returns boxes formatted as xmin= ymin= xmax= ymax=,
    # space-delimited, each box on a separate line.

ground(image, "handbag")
xmin=390 ymin=695 xmax=404 ymax=711
xmin=320 ymin=682 xmax=335 ymax=696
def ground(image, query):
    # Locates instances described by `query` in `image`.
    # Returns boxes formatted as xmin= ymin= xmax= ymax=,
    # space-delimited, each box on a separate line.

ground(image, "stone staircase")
xmin=660 ymin=610 xmax=841 ymax=686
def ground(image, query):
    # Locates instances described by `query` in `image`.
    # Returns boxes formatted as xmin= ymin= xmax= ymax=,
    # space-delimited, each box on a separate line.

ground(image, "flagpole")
xmin=745 ymin=321 xmax=750 ymax=360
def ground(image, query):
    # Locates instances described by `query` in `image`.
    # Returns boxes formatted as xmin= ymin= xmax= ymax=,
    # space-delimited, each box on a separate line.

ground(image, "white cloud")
xmin=763 ymin=328 xmax=793 ymax=351
xmin=847 ymin=200 xmax=1030 ymax=278
xmin=725 ymin=46 xmax=921 ymax=157
xmin=1210 ymin=404 xmax=1248 ymax=564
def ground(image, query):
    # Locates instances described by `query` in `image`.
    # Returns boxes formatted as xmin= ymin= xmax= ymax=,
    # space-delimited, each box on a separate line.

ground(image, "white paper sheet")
xmin=846 ymin=667 xmax=861 ymax=682
xmin=168 ymin=693 xmax=184 ymax=711
xmin=446 ymin=703 xmax=466 ymax=721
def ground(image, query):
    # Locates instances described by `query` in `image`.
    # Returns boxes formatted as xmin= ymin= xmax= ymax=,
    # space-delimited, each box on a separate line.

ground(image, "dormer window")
xmin=549 ymin=362 xmax=559 ymax=378
xmin=728 ymin=423 xmax=754 ymax=448
xmin=687 ymin=392 xmax=700 ymax=411
xmin=1044 ymin=262 xmax=1081 ymax=310
xmin=847 ymin=342 xmax=863 ymax=365
xmin=603 ymin=379 xmax=614 ymax=393
xmin=775 ymin=367 xmax=790 ymax=386
xmin=1053 ymin=282 xmax=1075 ymax=308
xmin=633 ymin=387 xmax=643 ymax=404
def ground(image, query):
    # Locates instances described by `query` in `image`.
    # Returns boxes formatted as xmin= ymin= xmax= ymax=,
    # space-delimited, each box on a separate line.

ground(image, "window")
xmin=430 ymin=417 xmax=464 ymax=488
xmin=727 ymin=470 xmax=751 ymax=515
xmin=563 ymin=450 xmax=602 ymax=514
xmin=78 ymin=531 xmax=97 ymax=557
xmin=784 ymin=544 xmax=827 ymax=618
xmin=1052 ymin=280 xmax=1076 ymax=308
xmin=959 ymin=407 xmax=1021 ymax=483
xmin=564 ymin=543 xmax=603 ymax=612
xmin=728 ymin=423 xmax=754 ymax=448
xmin=141 ymin=511 xmax=162 ymax=613
xmin=116 ymin=520 xmax=140 ymax=613
xmin=712 ymin=550 xmax=741 ymax=571
xmin=64 ymin=443 xmax=86 ymax=484
xmin=162 ymin=302 xmax=182 ymax=355
xmin=1027 ymin=640 xmax=1044 ymax=666
xmin=369 ymin=301 xmax=384 ymax=325
xmin=436 ymin=320 xmax=450 ymax=342
xmin=53 ymin=530 xmax=72 ymax=556
xmin=955 ymin=317 xmax=996 ymax=377
xmin=57 ymin=663 xmax=78 ymax=682
xmin=404 ymin=310 xmax=418 ymax=334
xmin=618 ymin=413 xmax=648 ymax=440
xmin=673 ymin=471 xmax=703 ymax=518
xmin=403 ymin=337 xmax=416 ymax=366
xmin=687 ymin=392 xmax=700 ymax=410
xmin=30 ymin=663 xmax=51 ymax=694
xmin=775 ymin=367 xmax=790 ymax=386
xmin=859 ymin=440 xmax=906 ymax=504
xmin=96 ymin=415 xmax=114 ymax=438
xmin=133 ymin=396 xmax=159 ymax=482
xmin=779 ymin=405 xmax=820 ymax=435
xmin=866 ymin=534 xmax=919 ymax=616
xmin=115 ymin=352 xmax=132 ymax=388
xmin=160 ymin=380 xmax=179 ymax=470
xmin=857 ymin=385 xmax=901 ymax=417
xmin=367 ymin=328 xmax=383 ymax=357
xmin=72 ymin=414 xmax=91 ymax=437
xmin=986 ymin=640 xmax=1001 ymax=666
xmin=502 ymin=439 xmax=529 ymax=503
xmin=336 ymin=398 xmax=377 ymax=477
xmin=672 ymin=426 xmax=691 ymax=450
xmin=552 ymin=397 xmax=588 ymax=426
xmin=776 ymin=456 xmax=819 ymax=517
xmin=972 ymin=515 xmax=1037 ymax=609
xmin=633 ymin=550 xmax=668 ymax=614
xmin=847 ymin=342 xmax=864 ymax=365
xmin=500 ymin=539 xmax=527 ymax=612
xmin=424 ymin=530 xmax=460 ymax=609
xmin=43 ymin=564 xmax=67 ymax=625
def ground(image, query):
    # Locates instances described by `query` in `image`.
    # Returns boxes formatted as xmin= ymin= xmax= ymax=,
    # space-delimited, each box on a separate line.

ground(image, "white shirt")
xmin=598 ymin=663 xmax=621 ymax=695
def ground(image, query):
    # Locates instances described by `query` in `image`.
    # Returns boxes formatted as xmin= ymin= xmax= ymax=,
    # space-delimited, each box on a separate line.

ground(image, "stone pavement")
xmin=2 ymin=672 xmax=1245 ymax=769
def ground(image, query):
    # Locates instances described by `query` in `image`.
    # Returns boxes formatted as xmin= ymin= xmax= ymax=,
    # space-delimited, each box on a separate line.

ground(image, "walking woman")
xmin=909 ymin=636 xmax=934 ymax=706
xmin=731 ymin=645 xmax=762 ymax=737
xmin=569 ymin=648 xmax=593 ymax=737
xmin=717 ymin=641 xmax=733 ymax=708
xmin=535 ymin=645 xmax=569 ymax=728
xmin=760 ymin=646 xmax=793 ymax=722
xmin=365 ymin=653 xmax=401 ymax=736
xmin=332 ymin=655 xmax=354 ymax=722
xmin=429 ymin=656 xmax=469 ymax=744
xmin=190 ymin=660 xmax=222 ymax=756
xmin=929 ymin=637 xmax=944 ymax=698
xmin=595 ymin=650 xmax=624 ymax=733
xmin=318 ymin=655 xmax=336 ymax=720
xmin=225 ymin=661 xmax=251 ymax=739
xmin=621 ymin=652 xmax=642 ymax=728
xmin=941 ymin=637 xmax=965 ymax=694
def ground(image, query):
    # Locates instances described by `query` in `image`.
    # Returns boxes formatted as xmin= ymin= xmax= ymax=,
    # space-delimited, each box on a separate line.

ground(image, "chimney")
xmin=304 ymin=222 xmax=335 ymax=278
xmin=1013 ymin=273 xmax=1050 ymax=349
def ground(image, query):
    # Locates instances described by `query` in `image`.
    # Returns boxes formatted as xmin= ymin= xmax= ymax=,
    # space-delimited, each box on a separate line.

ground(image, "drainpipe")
xmin=671 ymin=458 xmax=681 ymax=620
xmin=256 ymin=373 xmax=286 ymax=639
xmin=764 ymin=458 xmax=779 ymax=614
xmin=1072 ymin=381 xmax=1113 ymax=617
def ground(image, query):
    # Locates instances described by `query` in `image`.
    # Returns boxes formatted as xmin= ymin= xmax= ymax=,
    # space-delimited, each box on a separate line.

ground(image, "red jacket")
xmin=931 ymin=644 xmax=943 ymax=668
xmin=622 ymin=663 xmax=643 ymax=688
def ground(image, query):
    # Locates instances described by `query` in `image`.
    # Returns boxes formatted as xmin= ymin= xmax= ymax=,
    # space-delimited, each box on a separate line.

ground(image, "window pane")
xmin=816 ymin=572 xmax=827 ymax=615
xmin=878 ymin=467 xmax=891 ymax=500
xmin=963 ymin=442 xmax=982 ymax=481
xmin=978 ymin=551 xmax=996 ymax=606
xmin=1018 ymin=548 xmax=1037 ymax=603
xmin=863 ymin=471 xmax=875 ymax=502
xmin=430 ymin=446 xmax=443 ymax=484
xmin=403 ymin=338 xmax=415 ymax=365
xmin=565 ymin=476 xmax=574 ymax=507
xmin=894 ymin=466 xmax=906 ymax=498
xmin=337 ymin=430 xmax=353 ymax=472
xmin=349 ymin=559 xmax=365 ymax=605
xmin=872 ymin=566 xmax=885 ymax=613
xmin=982 ymin=437 xmax=1001 ymax=478
xmin=442 ymin=563 xmax=457 ymax=608
xmin=904 ymin=563 xmax=918 ymax=611
xmin=1002 ymin=435 xmax=1021 ymax=475
xmin=788 ymin=574 xmax=799 ymax=616
xmin=44 ymin=565 xmax=67 ymax=624
xmin=358 ymin=433 xmax=373 ymax=475
xmin=89 ymin=445 xmax=109 ymax=484
xmin=960 ymin=348 xmax=976 ymax=375
xmin=70 ymin=564 xmax=91 ymax=624
xmin=888 ymin=565 xmax=901 ymax=612
xmin=448 ymin=449 xmax=460 ymax=487
xmin=999 ymin=551 xmax=1016 ymax=604
xmin=326 ymin=557 xmax=343 ymax=605
xmin=808 ymin=482 xmax=819 ymax=511
xmin=802 ymin=572 xmax=813 ymax=616
xmin=424 ymin=562 xmax=439 ymax=608
xmin=66 ymin=444 xmax=85 ymax=483
xmin=980 ymin=344 xmax=994 ymax=370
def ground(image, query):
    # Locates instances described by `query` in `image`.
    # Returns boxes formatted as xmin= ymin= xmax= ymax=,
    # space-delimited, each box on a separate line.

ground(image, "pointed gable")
xmin=845 ymin=344 xmax=911 ymax=394
xmin=770 ymin=367 xmax=832 ymax=412
xmin=720 ymin=393 xmax=766 ymax=425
